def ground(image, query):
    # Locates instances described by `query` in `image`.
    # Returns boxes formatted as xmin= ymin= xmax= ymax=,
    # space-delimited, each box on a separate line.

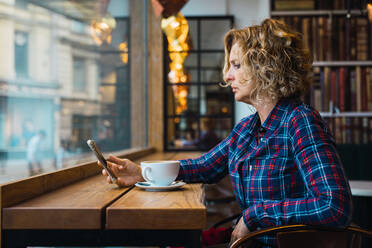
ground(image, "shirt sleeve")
xmin=178 ymin=119 xmax=245 ymax=184
xmin=242 ymin=109 xmax=352 ymax=230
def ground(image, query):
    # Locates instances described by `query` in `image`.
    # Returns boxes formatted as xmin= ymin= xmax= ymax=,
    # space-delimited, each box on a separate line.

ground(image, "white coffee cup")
xmin=140 ymin=160 xmax=180 ymax=186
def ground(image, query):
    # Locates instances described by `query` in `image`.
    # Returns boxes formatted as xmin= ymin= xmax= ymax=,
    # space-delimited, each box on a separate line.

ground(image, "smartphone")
xmin=87 ymin=139 xmax=117 ymax=184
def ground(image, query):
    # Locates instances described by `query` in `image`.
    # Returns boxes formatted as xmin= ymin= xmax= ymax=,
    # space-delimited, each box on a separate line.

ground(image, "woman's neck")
xmin=251 ymin=98 xmax=278 ymax=125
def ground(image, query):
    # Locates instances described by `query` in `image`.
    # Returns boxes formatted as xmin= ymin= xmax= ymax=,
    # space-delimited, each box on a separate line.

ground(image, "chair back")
xmin=277 ymin=229 xmax=361 ymax=248
xmin=230 ymin=224 xmax=371 ymax=248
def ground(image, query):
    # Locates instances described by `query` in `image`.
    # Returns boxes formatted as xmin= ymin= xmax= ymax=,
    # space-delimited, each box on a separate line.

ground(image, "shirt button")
xmin=260 ymin=138 xmax=264 ymax=142
xmin=259 ymin=127 xmax=265 ymax=132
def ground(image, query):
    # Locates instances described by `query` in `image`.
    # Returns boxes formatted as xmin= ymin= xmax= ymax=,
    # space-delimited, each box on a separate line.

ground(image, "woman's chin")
xmin=234 ymin=94 xmax=251 ymax=104
xmin=234 ymin=94 xmax=242 ymax=102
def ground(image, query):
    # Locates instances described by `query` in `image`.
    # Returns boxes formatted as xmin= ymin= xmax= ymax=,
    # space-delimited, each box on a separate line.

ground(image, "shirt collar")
xmin=260 ymin=98 xmax=295 ymax=133
xmin=244 ymin=111 xmax=260 ymax=136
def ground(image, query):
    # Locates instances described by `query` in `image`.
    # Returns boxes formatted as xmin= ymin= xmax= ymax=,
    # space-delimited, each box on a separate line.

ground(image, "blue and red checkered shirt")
xmin=178 ymin=99 xmax=352 ymax=247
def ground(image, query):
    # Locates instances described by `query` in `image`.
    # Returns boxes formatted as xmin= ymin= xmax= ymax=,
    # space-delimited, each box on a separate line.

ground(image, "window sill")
xmin=0 ymin=147 xmax=156 ymax=206
xmin=70 ymin=146 xmax=156 ymax=169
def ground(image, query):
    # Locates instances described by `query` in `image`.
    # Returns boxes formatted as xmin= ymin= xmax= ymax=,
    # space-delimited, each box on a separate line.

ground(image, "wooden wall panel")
xmin=148 ymin=2 xmax=164 ymax=151
xmin=130 ymin=0 xmax=164 ymax=151
xmin=130 ymin=0 xmax=146 ymax=148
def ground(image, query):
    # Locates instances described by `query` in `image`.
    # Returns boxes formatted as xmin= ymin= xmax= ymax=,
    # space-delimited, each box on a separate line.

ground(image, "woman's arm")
xmin=178 ymin=119 xmax=246 ymax=183
xmin=241 ymin=109 xmax=352 ymax=230
xmin=178 ymin=140 xmax=229 ymax=183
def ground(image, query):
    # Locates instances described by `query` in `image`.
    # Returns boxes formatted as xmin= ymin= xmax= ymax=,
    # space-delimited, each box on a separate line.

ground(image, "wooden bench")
xmin=0 ymin=149 xmax=205 ymax=248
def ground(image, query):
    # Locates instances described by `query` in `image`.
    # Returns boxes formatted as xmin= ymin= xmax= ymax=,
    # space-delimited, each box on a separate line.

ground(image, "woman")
xmin=100 ymin=18 xmax=352 ymax=247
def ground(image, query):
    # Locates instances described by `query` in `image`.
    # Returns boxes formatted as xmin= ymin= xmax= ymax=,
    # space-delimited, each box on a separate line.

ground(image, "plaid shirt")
xmin=178 ymin=99 xmax=352 ymax=247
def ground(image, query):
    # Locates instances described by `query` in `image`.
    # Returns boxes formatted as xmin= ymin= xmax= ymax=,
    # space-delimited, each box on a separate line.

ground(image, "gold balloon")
xmin=162 ymin=13 xmax=190 ymax=114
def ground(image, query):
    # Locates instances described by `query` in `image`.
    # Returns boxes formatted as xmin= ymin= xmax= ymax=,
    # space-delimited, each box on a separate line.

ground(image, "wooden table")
xmin=1 ymin=151 xmax=205 ymax=248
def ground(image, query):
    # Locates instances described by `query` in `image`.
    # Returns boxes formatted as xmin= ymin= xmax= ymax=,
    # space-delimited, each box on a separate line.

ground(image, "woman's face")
xmin=225 ymin=43 xmax=254 ymax=104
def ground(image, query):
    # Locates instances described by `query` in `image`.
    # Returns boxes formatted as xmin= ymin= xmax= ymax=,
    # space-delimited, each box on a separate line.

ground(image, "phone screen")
xmin=87 ymin=139 xmax=117 ymax=183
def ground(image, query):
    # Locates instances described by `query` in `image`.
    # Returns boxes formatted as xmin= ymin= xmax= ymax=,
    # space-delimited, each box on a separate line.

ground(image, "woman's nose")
xmin=225 ymin=68 xmax=234 ymax=82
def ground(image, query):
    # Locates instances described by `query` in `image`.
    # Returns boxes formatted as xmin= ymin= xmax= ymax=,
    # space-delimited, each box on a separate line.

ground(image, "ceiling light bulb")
xmin=89 ymin=13 xmax=116 ymax=45
xmin=368 ymin=3 xmax=372 ymax=22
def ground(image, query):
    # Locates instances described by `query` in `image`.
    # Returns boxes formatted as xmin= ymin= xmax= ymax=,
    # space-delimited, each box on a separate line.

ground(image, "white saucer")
xmin=135 ymin=181 xmax=186 ymax=191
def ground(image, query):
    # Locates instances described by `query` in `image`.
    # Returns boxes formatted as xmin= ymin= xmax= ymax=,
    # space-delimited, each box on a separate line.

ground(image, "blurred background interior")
xmin=0 ymin=0 xmax=372 ymax=246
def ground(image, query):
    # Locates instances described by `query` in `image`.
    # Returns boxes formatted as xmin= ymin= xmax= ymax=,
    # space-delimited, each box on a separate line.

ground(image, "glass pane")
xmin=187 ymin=19 xmax=198 ymax=50
xmin=14 ymin=31 xmax=28 ymax=78
xmin=183 ymin=53 xmax=197 ymax=67
xmin=201 ymin=53 xmax=224 ymax=82
xmin=211 ymin=118 xmax=232 ymax=140
xmin=167 ymin=85 xmax=199 ymax=116
xmin=73 ymin=57 xmax=86 ymax=91
xmin=199 ymin=117 xmax=233 ymax=149
xmin=15 ymin=0 xmax=28 ymax=9
xmin=111 ymin=18 xmax=130 ymax=49
xmin=167 ymin=117 xmax=199 ymax=149
xmin=201 ymin=19 xmax=231 ymax=50
xmin=167 ymin=117 xmax=233 ymax=151
xmin=200 ymin=84 xmax=233 ymax=115
xmin=98 ymin=52 xmax=130 ymax=149
xmin=0 ymin=97 xmax=5 ymax=149
xmin=183 ymin=53 xmax=198 ymax=82
xmin=201 ymin=52 xmax=224 ymax=67
xmin=100 ymin=18 xmax=130 ymax=52
xmin=0 ymin=0 xmax=146 ymax=183
xmin=165 ymin=17 xmax=234 ymax=151
xmin=4 ymin=98 xmax=55 ymax=166
xmin=201 ymin=68 xmax=223 ymax=83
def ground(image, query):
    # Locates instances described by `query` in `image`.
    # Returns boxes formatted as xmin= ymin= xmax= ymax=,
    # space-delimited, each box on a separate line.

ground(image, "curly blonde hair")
xmin=222 ymin=18 xmax=313 ymax=101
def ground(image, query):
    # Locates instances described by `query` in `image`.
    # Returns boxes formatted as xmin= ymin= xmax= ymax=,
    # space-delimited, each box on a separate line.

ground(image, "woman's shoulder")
xmin=286 ymin=100 xmax=321 ymax=121
xmin=285 ymin=100 xmax=326 ymax=132
xmin=230 ymin=113 xmax=258 ymax=135
xmin=237 ymin=112 xmax=257 ymax=126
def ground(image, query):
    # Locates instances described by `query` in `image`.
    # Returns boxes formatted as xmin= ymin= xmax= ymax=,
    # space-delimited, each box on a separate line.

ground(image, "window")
xmin=97 ymin=17 xmax=131 ymax=151
xmin=0 ymin=0 xmax=148 ymax=183
xmin=14 ymin=31 xmax=28 ymax=78
xmin=73 ymin=57 xmax=86 ymax=91
xmin=14 ymin=0 xmax=28 ymax=9
xmin=165 ymin=16 xmax=235 ymax=151
xmin=0 ymin=97 xmax=5 ymax=148
xmin=71 ymin=20 xmax=86 ymax=34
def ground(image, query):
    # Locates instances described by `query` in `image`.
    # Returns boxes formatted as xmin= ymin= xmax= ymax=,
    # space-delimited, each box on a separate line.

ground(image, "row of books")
xmin=309 ymin=66 xmax=372 ymax=112
xmin=324 ymin=117 xmax=372 ymax=144
xmin=276 ymin=16 xmax=372 ymax=61
xmin=273 ymin=0 xmax=363 ymax=11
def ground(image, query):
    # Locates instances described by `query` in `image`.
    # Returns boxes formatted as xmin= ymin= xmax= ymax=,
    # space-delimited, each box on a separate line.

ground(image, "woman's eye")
xmin=233 ymin=64 xmax=240 ymax=69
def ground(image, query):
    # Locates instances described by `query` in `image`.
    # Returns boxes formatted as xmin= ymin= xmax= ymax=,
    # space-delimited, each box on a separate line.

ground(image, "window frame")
xmin=164 ymin=15 xmax=235 ymax=151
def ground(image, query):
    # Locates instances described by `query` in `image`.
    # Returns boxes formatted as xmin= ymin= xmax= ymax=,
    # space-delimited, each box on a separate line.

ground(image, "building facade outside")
xmin=0 ymin=0 xmax=131 ymax=178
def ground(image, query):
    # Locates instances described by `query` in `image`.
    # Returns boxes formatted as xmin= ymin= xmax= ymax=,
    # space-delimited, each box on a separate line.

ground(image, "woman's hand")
xmin=229 ymin=216 xmax=250 ymax=247
xmin=98 ymin=155 xmax=144 ymax=187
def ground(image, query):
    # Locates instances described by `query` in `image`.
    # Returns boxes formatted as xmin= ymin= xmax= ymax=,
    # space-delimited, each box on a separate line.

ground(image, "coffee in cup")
xmin=140 ymin=160 xmax=180 ymax=186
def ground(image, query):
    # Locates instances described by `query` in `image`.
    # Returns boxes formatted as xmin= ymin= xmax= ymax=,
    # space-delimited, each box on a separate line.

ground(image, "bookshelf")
xmin=271 ymin=0 xmax=372 ymax=145
xmin=272 ymin=3 xmax=372 ymax=245
xmin=271 ymin=9 xmax=367 ymax=16
xmin=313 ymin=61 xmax=372 ymax=66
